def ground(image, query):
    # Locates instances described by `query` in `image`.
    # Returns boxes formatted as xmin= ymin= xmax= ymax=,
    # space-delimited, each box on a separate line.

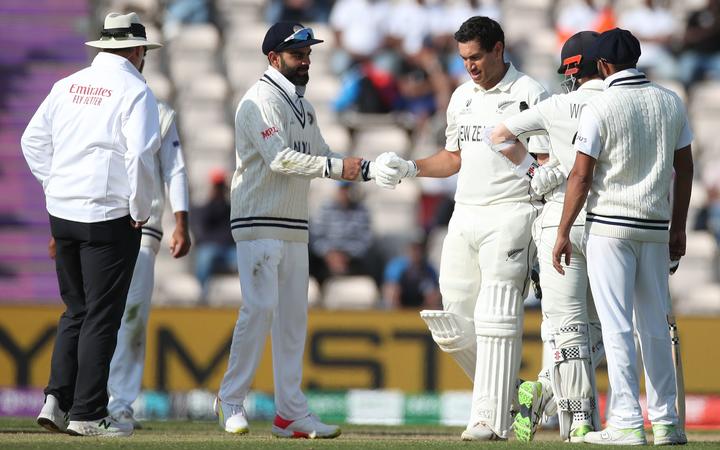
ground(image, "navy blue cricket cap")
xmin=262 ymin=22 xmax=324 ymax=55
xmin=586 ymin=28 xmax=641 ymax=65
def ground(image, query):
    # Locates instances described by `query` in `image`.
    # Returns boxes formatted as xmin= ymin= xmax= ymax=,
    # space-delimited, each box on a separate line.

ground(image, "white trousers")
xmin=586 ymin=234 xmax=678 ymax=428
xmin=535 ymin=223 xmax=602 ymax=434
xmin=108 ymin=245 xmax=157 ymax=414
xmin=219 ymin=239 xmax=309 ymax=420
xmin=439 ymin=202 xmax=538 ymax=437
xmin=439 ymin=202 xmax=539 ymax=316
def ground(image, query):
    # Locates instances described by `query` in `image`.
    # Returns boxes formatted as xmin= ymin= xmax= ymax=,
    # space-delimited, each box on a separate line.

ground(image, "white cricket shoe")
xmin=66 ymin=416 xmax=133 ymax=437
xmin=271 ymin=413 xmax=341 ymax=439
xmin=584 ymin=426 xmax=647 ymax=446
xmin=36 ymin=394 xmax=68 ymax=433
xmin=110 ymin=409 xmax=143 ymax=429
xmin=652 ymin=424 xmax=687 ymax=446
xmin=214 ymin=396 xmax=249 ymax=434
xmin=460 ymin=422 xmax=505 ymax=441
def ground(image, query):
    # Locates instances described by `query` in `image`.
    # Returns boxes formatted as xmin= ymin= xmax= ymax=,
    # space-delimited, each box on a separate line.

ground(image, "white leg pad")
xmin=420 ymin=310 xmax=476 ymax=381
xmin=548 ymin=323 xmax=600 ymax=439
xmin=471 ymin=282 xmax=523 ymax=439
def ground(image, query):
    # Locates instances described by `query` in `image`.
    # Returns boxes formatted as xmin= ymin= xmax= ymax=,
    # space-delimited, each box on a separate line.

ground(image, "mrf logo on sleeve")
xmin=261 ymin=126 xmax=279 ymax=140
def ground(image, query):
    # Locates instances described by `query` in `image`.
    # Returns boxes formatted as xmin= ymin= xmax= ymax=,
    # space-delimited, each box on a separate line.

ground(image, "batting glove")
xmin=374 ymin=152 xmax=417 ymax=189
xmin=530 ymin=164 xmax=565 ymax=196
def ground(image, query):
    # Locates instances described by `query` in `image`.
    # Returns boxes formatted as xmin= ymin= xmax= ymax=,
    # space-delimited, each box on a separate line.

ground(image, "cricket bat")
xmin=667 ymin=314 xmax=685 ymax=432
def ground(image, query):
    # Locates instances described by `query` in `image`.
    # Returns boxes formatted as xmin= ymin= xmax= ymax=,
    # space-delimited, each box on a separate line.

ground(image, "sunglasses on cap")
xmin=283 ymin=27 xmax=314 ymax=43
xmin=272 ymin=27 xmax=315 ymax=53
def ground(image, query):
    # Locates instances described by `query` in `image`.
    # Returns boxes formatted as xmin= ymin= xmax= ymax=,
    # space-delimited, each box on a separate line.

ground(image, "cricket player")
xmin=553 ymin=28 xmax=692 ymax=446
xmin=214 ymin=21 xmax=385 ymax=439
xmin=374 ymin=16 xmax=552 ymax=440
xmin=485 ymin=31 xmax=606 ymax=443
xmin=107 ymin=99 xmax=191 ymax=426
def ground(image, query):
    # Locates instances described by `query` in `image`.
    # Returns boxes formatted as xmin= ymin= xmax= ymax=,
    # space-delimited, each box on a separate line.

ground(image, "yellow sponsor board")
xmin=0 ymin=305 xmax=718 ymax=393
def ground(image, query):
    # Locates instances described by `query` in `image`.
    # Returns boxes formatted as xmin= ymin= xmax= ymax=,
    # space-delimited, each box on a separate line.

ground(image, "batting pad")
xmin=420 ymin=310 xmax=476 ymax=381
xmin=471 ymin=282 xmax=523 ymax=439
xmin=548 ymin=323 xmax=599 ymax=439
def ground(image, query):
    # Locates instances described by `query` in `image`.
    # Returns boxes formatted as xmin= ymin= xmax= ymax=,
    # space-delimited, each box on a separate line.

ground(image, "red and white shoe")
xmin=271 ymin=413 xmax=341 ymax=439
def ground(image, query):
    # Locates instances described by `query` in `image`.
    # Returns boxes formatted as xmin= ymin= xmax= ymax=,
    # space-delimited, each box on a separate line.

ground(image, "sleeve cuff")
xmin=324 ymin=157 xmax=345 ymax=180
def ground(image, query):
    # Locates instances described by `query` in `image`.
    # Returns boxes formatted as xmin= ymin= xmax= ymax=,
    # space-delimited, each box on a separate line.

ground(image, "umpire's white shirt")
xmin=445 ymin=63 xmax=551 ymax=206
xmin=21 ymin=52 xmax=159 ymax=223
xmin=502 ymin=79 xmax=604 ymax=226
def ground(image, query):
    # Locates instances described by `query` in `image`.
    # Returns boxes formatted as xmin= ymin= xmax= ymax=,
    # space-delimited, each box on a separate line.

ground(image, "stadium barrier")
xmin=0 ymin=306 xmax=718 ymax=392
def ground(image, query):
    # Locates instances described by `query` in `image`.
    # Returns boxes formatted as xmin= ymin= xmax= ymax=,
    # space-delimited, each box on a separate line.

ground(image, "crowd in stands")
xmin=4 ymin=0 xmax=720 ymax=310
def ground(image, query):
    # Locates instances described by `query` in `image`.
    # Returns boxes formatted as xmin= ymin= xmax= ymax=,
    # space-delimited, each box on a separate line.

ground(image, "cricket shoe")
xmin=214 ymin=397 xmax=249 ymax=434
xmin=584 ymin=426 xmax=647 ymax=446
xmin=36 ymin=394 xmax=68 ymax=433
xmin=512 ymin=380 xmax=546 ymax=442
xmin=110 ymin=409 xmax=142 ymax=429
xmin=652 ymin=424 xmax=687 ymax=446
xmin=569 ymin=423 xmax=593 ymax=443
xmin=461 ymin=422 xmax=505 ymax=441
xmin=66 ymin=416 xmax=133 ymax=437
xmin=271 ymin=413 xmax=341 ymax=439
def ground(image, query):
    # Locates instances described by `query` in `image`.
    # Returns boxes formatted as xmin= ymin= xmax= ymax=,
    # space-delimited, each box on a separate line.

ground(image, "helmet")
xmin=558 ymin=31 xmax=600 ymax=93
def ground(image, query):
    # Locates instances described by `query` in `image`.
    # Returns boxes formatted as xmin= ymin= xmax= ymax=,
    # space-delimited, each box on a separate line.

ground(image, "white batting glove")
xmin=374 ymin=152 xmax=417 ymax=189
xmin=530 ymin=164 xmax=565 ymax=196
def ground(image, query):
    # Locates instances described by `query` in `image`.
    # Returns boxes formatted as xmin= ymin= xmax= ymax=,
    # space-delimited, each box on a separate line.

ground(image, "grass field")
xmin=1 ymin=418 xmax=720 ymax=449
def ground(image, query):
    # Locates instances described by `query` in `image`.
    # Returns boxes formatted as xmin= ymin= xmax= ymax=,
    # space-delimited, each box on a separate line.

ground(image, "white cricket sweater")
xmin=231 ymin=66 xmax=370 ymax=243
xmin=580 ymin=72 xmax=688 ymax=243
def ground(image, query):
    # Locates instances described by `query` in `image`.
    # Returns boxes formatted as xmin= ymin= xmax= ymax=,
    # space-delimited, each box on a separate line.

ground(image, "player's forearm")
xmin=173 ymin=210 xmax=189 ymax=231
xmin=671 ymin=146 xmax=694 ymax=232
xmin=269 ymin=147 xmax=344 ymax=179
xmin=414 ymin=149 xmax=461 ymax=178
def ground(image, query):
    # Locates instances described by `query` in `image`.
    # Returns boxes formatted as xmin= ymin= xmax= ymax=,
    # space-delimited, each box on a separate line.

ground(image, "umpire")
xmin=21 ymin=12 xmax=161 ymax=437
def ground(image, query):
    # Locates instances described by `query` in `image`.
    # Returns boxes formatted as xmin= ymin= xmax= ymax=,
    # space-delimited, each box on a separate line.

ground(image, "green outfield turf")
xmin=1 ymin=418 xmax=719 ymax=449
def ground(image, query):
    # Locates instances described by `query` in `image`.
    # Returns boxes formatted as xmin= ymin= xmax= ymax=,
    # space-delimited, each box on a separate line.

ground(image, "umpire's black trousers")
xmin=46 ymin=214 xmax=140 ymax=421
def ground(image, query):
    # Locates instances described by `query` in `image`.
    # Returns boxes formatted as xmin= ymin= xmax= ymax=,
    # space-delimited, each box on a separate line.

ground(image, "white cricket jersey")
xmin=231 ymin=66 xmax=368 ymax=243
xmin=502 ymin=79 xmax=604 ymax=227
xmin=21 ymin=52 xmax=159 ymax=223
xmin=575 ymin=69 xmax=693 ymax=243
xmin=142 ymin=102 xmax=189 ymax=247
xmin=445 ymin=63 xmax=551 ymax=206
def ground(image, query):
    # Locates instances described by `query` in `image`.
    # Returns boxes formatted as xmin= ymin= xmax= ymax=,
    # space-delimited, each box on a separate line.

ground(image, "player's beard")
xmin=279 ymin=59 xmax=309 ymax=86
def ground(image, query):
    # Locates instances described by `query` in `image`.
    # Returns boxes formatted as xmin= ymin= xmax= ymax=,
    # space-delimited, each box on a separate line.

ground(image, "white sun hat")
xmin=85 ymin=12 xmax=162 ymax=50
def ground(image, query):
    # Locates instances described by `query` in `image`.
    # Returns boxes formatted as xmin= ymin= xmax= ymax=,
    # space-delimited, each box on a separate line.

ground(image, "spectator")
xmin=265 ymin=0 xmax=334 ymax=23
xmin=329 ymin=0 xmax=393 ymax=74
xmin=437 ymin=0 xmax=502 ymax=40
xmin=310 ymin=182 xmax=378 ymax=286
xmin=677 ymin=0 xmax=720 ymax=86
xmin=703 ymin=165 xmax=720 ymax=280
xmin=618 ymin=0 xmax=678 ymax=80
xmin=192 ymin=168 xmax=236 ymax=303
xmin=382 ymin=234 xmax=441 ymax=309
xmin=555 ymin=0 xmax=616 ymax=45
xmin=163 ymin=0 xmax=212 ymax=39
